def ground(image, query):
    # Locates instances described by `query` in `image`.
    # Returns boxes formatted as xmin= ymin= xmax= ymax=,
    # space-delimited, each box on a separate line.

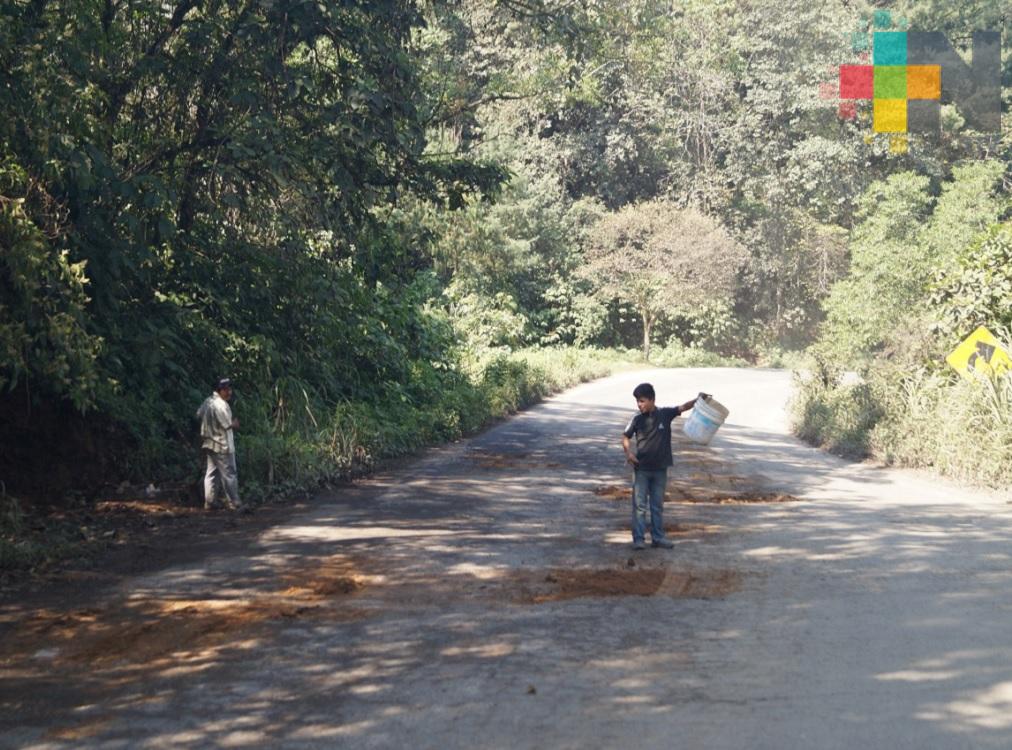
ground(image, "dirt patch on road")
xmin=0 ymin=496 xmax=314 ymax=598
xmin=668 ymin=489 xmax=801 ymax=504
xmin=594 ymin=484 xmax=629 ymax=500
xmin=665 ymin=522 xmax=722 ymax=535
xmin=621 ymin=522 xmax=723 ymax=536
xmin=594 ymin=483 xmax=799 ymax=505
xmin=468 ymin=449 xmax=563 ymax=470
xmin=510 ymin=567 xmax=742 ymax=603
xmin=281 ymin=556 xmax=366 ymax=599
xmin=2 ymin=555 xmax=370 ymax=671
xmin=43 ymin=716 xmax=115 ymax=741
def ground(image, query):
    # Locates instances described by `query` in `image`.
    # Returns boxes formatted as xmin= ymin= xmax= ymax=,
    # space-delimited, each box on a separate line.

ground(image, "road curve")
xmin=4 ymin=367 xmax=1012 ymax=749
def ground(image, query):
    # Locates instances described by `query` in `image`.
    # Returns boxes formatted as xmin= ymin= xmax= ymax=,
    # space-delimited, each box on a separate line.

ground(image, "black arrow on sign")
xmin=967 ymin=341 xmax=996 ymax=371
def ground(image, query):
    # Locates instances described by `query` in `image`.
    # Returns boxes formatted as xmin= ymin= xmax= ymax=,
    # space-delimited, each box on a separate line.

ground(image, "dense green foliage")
xmin=790 ymin=0 xmax=1012 ymax=485
xmin=0 ymin=0 xmax=505 ymax=497
xmin=794 ymin=169 xmax=1012 ymax=482
xmin=1 ymin=0 xmax=1010 ymax=509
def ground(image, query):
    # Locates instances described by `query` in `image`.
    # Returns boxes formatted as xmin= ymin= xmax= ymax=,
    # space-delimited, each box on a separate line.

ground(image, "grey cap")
xmin=215 ymin=378 xmax=233 ymax=392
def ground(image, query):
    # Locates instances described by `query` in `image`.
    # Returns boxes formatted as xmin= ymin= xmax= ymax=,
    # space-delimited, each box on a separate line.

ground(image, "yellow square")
xmin=873 ymin=99 xmax=907 ymax=132
xmin=907 ymin=65 xmax=941 ymax=99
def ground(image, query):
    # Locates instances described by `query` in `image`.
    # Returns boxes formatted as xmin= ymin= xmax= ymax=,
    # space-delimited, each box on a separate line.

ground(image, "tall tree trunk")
xmin=642 ymin=309 xmax=652 ymax=362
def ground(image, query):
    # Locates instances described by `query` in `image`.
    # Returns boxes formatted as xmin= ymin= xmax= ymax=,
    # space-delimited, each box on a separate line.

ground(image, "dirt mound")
xmin=511 ymin=567 xmax=742 ymax=603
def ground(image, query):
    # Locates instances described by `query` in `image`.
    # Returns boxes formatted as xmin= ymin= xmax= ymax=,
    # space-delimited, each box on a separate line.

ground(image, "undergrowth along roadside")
xmin=790 ymin=364 xmax=1012 ymax=489
xmin=240 ymin=343 xmax=750 ymax=505
xmin=238 ymin=346 xmax=639 ymax=504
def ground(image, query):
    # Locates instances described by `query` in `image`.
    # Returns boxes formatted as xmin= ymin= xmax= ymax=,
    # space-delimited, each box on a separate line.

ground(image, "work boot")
xmin=651 ymin=538 xmax=674 ymax=549
xmin=632 ymin=541 xmax=646 ymax=551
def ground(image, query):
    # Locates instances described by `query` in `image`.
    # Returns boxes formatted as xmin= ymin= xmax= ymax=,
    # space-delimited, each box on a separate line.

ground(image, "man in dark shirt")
xmin=622 ymin=383 xmax=706 ymax=550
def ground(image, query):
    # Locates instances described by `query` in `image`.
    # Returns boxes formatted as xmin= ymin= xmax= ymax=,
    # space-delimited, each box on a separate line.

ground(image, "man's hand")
xmin=231 ymin=418 xmax=240 ymax=429
xmin=680 ymin=392 xmax=711 ymax=412
xmin=625 ymin=451 xmax=639 ymax=466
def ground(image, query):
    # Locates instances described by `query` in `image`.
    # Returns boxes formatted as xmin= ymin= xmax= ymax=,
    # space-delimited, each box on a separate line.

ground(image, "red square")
xmin=838 ymin=100 xmax=857 ymax=120
xmin=839 ymin=65 xmax=873 ymax=99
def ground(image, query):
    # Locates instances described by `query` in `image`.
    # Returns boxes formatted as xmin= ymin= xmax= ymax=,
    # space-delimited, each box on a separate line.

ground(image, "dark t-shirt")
xmin=623 ymin=406 xmax=682 ymax=470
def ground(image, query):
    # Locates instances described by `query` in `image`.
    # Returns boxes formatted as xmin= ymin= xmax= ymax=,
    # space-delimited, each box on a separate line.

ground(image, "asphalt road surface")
xmin=4 ymin=367 xmax=1012 ymax=749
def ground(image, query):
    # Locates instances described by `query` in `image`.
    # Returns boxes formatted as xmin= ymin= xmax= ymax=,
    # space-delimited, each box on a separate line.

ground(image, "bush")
xmin=753 ymin=345 xmax=810 ymax=370
xmin=791 ymin=353 xmax=1012 ymax=487
xmin=790 ymin=368 xmax=884 ymax=458
xmin=650 ymin=341 xmax=749 ymax=368
xmin=234 ymin=346 xmax=635 ymax=501
xmin=869 ymin=369 xmax=1012 ymax=486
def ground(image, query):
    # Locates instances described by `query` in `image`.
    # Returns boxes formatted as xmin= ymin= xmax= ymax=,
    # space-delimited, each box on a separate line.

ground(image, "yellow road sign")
xmin=946 ymin=326 xmax=1012 ymax=380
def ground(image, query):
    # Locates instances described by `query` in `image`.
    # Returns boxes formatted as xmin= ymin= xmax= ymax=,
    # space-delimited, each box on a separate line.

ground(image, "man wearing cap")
xmin=196 ymin=378 xmax=245 ymax=511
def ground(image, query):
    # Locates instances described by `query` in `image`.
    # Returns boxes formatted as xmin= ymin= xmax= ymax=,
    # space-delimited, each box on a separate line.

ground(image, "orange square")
xmin=874 ymin=99 xmax=907 ymax=132
xmin=907 ymin=65 xmax=941 ymax=99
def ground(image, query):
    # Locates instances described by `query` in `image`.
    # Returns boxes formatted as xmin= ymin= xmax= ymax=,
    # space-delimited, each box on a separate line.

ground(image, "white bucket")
xmin=682 ymin=395 xmax=729 ymax=445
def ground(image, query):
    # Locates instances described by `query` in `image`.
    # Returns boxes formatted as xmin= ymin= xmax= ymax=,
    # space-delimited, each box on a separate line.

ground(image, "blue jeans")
xmin=632 ymin=468 xmax=667 ymax=544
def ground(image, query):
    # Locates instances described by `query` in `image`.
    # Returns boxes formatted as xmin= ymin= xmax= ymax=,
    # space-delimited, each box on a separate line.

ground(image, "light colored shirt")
xmin=197 ymin=392 xmax=234 ymax=454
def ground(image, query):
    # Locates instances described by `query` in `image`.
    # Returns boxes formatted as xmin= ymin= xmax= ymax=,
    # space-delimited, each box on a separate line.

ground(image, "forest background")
xmin=2 ymin=0 xmax=1010 ymax=566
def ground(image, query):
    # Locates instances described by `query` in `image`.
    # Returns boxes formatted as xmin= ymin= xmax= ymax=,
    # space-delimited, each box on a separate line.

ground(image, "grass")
xmin=791 ymin=364 xmax=1012 ymax=488
xmin=649 ymin=342 xmax=750 ymax=368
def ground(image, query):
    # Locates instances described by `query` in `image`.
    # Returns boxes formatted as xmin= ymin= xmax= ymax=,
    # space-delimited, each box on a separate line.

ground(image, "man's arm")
xmin=622 ymin=433 xmax=639 ymax=465
xmin=678 ymin=392 xmax=711 ymax=413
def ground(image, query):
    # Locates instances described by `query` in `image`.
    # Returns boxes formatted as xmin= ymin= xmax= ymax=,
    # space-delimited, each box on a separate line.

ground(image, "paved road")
xmin=4 ymin=368 xmax=1012 ymax=749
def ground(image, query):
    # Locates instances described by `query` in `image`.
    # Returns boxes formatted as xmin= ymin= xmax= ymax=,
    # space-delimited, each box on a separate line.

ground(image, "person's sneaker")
xmin=651 ymin=538 xmax=675 ymax=549
xmin=632 ymin=541 xmax=646 ymax=551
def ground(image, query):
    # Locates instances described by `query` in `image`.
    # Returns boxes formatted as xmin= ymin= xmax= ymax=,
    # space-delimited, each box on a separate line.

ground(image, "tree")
xmin=740 ymin=208 xmax=848 ymax=348
xmin=582 ymin=200 xmax=745 ymax=360
xmin=931 ymin=221 xmax=1012 ymax=343
xmin=818 ymin=162 xmax=1008 ymax=368
xmin=0 ymin=0 xmax=504 ymax=494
